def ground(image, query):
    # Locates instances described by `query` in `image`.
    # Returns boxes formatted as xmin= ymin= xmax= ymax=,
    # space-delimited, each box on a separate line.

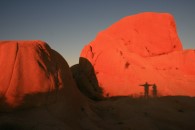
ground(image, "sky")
xmin=1 ymin=0 xmax=195 ymax=66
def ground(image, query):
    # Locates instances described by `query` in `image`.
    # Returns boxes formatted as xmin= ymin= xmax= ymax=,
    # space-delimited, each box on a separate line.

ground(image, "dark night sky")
xmin=1 ymin=0 xmax=195 ymax=66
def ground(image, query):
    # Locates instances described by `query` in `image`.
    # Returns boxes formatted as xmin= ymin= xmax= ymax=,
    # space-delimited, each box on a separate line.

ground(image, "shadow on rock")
xmin=71 ymin=57 xmax=103 ymax=100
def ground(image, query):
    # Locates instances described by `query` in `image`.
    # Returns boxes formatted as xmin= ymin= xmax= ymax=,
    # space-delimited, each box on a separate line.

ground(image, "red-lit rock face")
xmin=0 ymin=40 xmax=84 ymax=110
xmin=80 ymin=12 xmax=195 ymax=97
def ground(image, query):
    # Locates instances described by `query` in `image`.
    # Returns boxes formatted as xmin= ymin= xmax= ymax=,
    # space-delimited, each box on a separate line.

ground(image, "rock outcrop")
xmin=79 ymin=12 xmax=195 ymax=97
xmin=0 ymin=40 xmax=95 ymax=129
xmin=71 ymin=58 xmax=103 ymax=100
xmin=0 ymin=40 xmax=85 ymax=110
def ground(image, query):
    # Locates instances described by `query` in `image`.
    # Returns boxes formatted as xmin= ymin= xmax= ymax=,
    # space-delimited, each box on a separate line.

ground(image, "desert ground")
xmin=0 ymin=96 xmax=195 ymax=130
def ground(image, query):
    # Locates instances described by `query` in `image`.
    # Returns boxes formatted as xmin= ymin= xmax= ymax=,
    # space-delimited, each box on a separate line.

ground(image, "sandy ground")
xmin=91 ymin=96 xmax=195 ymax=130
xmin=0 ymin=96 xmax=195 ymax=130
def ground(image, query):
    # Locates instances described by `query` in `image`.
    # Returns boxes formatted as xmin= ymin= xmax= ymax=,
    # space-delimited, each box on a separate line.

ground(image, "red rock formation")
xmin=0 ymin=40 xmax=85 ymax=111
xmin=80 ymin=12 xmax=195 ymax=97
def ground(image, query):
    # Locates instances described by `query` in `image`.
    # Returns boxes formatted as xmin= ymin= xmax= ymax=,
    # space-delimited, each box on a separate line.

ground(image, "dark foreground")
xmin=0 ymin=96 xmax=195 ymax=130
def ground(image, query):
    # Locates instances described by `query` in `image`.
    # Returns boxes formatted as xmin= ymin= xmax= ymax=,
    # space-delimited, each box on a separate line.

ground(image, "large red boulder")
xmin=80 ymin=12 xmax=195 ymax=97
xmin=0 ymin=41 xmax=105 ymax=129
xmin=0 ymin=40 xmax=85 ymax=111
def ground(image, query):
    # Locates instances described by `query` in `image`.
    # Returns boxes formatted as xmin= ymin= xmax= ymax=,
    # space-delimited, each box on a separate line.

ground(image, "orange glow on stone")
xmin=0 ymin=40 xmax=85 ymax=111
xmin=80 ymin=12 xmax=195 ymax=97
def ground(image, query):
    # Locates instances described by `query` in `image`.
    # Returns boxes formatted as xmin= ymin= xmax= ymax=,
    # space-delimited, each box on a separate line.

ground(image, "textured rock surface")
xmin=0 ymin=40 xmax=85 ymax=110
xmin=80 ymin=12 xmax=195 ymax=97
xmin=0 ymin=40 xmax=101 ymax=129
